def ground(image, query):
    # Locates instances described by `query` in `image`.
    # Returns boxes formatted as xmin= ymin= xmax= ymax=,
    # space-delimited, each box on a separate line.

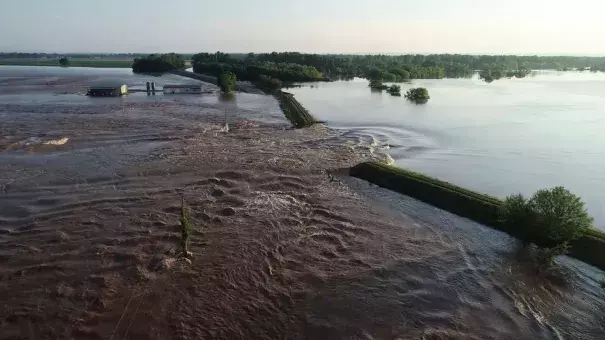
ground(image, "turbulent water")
xmin=288 ymin=73 xmax=605 ymax=230
xmin=1 ymin=67 xmax=604 ymax=339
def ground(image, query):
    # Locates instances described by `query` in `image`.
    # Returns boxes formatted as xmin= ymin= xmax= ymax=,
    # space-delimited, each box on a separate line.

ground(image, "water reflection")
xmin=288 ymin=72 xmax=605 ymax=229
xmin=218 ymin=92 xmax=236 ymax=104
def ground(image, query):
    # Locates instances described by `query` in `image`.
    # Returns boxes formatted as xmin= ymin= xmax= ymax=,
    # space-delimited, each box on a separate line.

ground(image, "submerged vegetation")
xmin=219 ymin=71 xmax=237 ymax=93
xmin=369 ymin=79 xmax=389 ymax=90
xmin=132 ymin=53 xmax=186 ymax=73
xmin=368 ymin=80 xmax=401 ymax=96
xmin=404 ymin=88 xmax=430 ymax=103
xmin=501 ymin=187 xmax=593 ymax=266
xmin=350 ymin=162 xmax=605 ymax=270
xmin=189 ymin=52 xmax=605 ymax=85
xmin=479 ymin=67 xmax=531 ymax=82
xmin=386 ymin=85 xmax=402 ymax=96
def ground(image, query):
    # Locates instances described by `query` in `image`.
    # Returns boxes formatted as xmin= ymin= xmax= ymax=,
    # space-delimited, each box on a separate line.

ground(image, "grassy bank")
xmin=275 ymin=91 xmax=319 ymax=128
xmin=0 ymin=59 xmax=133 ymax=68
xmin=350 ymin=162 xmax=605 ymax=270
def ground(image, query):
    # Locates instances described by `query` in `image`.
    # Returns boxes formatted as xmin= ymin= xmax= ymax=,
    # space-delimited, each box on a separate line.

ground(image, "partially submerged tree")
xmin=501 ymin=186 xmax=593 ymax=268
xmin=219 ymin=71 xmax=237 ymax=93
xmin=369 ymin=79 xmax=388 ymax=90
xmin=404 ymin=87 xmax=430 ymax=103
xmin=387 ymin=85 xmax=402 ymax=96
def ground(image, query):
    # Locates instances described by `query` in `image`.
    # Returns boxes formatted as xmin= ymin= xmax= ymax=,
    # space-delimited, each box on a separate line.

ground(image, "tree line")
xmin=132 ymin=53 xmax=186 ymax=73
xmin=191 ymin=52 xmax=605 ymax=84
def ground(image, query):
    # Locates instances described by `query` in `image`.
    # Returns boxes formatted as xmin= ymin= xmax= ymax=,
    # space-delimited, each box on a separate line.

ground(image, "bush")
xmin=387 ymin=85 xmax=402 ymax=96
xmin=59 ymin=57 xmax=69 ymax=67
xmin=404 ymin=87 xmax=430 ymax=103
xmin=369 ymin=79 xmax=388 ymax=90
xmin=501 ymin=187 xmax=593 ymax=262
xmin=219 ymin=71 xmax=237 ymax=93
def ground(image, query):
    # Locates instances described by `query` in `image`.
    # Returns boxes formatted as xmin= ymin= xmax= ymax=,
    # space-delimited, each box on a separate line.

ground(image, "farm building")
xmin=87 ymin=83 xmax=128 ymax=97
xmin=163 ymin=84 xmax=203 ymax=94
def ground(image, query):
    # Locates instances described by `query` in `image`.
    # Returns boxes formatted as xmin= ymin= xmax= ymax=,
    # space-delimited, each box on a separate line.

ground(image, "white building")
xmin=163 ymin=84 xmax=203 ymax=94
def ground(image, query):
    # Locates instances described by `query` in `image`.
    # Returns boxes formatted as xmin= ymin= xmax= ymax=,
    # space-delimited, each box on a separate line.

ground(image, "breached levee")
xmin=349 ymin=161 xmax=605 ymax=270
xmin=275 ymin=90 xmax=320 ymax=128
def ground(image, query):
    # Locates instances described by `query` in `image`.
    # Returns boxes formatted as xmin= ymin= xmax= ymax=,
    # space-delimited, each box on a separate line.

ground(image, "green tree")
xmin=59 ymin=57 xmax=69 ymax=67
xmin=501 ymin=187 xmax=593 ymax=266
xmin=132 ymin=53 xmax=186 ymax=73
xmin=219 ymin=71 xmax=237 ymax=93
xmin=368 ymin=79 xmax=388 ymax=90
xmin=387 ymin=85 xmax=401 ymax=96
xmin=404 ymin=87 xmax=430 ymax=103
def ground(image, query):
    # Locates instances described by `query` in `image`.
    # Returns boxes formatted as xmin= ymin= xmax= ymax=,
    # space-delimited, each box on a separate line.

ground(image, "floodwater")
xmin=288 ymin=72 xmax=605 ymax=229
xmin=1 ymin=66 xmax=604 ymax=339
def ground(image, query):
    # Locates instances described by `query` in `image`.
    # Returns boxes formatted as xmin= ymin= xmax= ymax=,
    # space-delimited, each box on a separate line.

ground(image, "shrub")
xmin=404 ymin=87 xmax=430 ymax=103
xmin=59 ymin=57 xmax=69 ymax=67
xmin=501 ymin=187 xmax=593 ymax=264
xmin=219 ymin=71 xmax=237 ymax=93
xmin=387 ymin=85 xmax=401 ymax=96
xmin=369 ymin=79 xmax=388 ymax=90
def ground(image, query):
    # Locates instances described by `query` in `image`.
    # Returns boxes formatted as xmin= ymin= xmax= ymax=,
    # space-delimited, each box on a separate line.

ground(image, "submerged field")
xmin=0 ymin=68 xmax=604 ymax=339
xmin=0 ymin=58 xmax=134 ymax=68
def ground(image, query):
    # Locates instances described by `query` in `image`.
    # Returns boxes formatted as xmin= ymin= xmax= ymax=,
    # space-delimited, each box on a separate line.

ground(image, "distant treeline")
xmin=132 ymin=53 xmax=186 ymax=73
xmin=191 ymin=52 xmax=605 ymax=83
xmin=192 ymin=52 xmax=323 ymax=83
xmin=0 ymin=53 xmax=147 ymax=59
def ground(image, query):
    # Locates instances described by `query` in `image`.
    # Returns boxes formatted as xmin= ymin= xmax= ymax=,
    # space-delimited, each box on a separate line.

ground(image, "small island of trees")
xmin=405 ymin=88 xmax=430 ymax=103
xmin=132 ymin=53 xmax=186 ymax=73
xmin=368 ymin=80 xmax=401 ymax=96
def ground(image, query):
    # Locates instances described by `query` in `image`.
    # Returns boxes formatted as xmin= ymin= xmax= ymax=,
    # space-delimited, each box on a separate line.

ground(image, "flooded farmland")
xmin=0 ymin=66 xmax=604 ymax=340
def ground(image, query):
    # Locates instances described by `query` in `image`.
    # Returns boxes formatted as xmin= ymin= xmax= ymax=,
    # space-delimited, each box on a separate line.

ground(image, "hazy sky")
xmin=1 ymin=0 xmax=605 ymax=54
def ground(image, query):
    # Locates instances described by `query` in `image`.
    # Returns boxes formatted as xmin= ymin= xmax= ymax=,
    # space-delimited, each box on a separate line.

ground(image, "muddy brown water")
xmin=0 ymin=68 xmax=604 ymax=340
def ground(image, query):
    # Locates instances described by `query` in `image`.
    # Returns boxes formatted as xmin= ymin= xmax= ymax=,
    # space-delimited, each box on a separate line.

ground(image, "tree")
xmin=386 ymin=85 xmax=401 ymax=96
xmin=219 ymin=71 xmax=237 ymax=93
xmin=404 ymin=87 xmax=430 ymax=103
xmin=132 ymin=53 xmax=186 ymax=73
xmin=59 ymin=57 xmax=69 ymax=67
xmin=501 ymin=187 xmax=593 ymax=267
xmin=368 ymin=79 xmax=388 ymax=90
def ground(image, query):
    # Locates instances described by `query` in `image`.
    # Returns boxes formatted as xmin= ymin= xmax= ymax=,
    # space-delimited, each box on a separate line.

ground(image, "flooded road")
xmin=0 ymin=67 xmax=604 ymax=339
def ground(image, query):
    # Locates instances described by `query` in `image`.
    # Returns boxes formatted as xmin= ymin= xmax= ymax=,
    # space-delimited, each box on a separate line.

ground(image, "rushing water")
xmin=288 ymin=72 xmax=605 ymax=230
xmin=1 ymin=66 xmax=604 ymax=339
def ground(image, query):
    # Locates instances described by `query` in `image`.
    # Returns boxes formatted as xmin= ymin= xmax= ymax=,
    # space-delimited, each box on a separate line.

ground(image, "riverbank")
xmin=1 ymin=72 xmax=604 ymax=339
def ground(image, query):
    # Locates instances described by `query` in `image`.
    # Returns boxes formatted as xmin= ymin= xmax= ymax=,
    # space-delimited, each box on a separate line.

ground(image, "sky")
xmin=1 ymin=0 xmax=605 ymax=55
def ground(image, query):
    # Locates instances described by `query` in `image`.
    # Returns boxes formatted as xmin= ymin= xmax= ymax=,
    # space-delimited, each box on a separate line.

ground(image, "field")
xmin=0 ymin=58 xmax=134 ymax=68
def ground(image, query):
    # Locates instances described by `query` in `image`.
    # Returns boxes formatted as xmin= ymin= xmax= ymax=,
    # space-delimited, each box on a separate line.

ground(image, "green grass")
xmin=0 ymin=59 xmax=133 ymax=68
xmin=276 ymin=91 xmax=319 ymax=128
xmin=350 ymin=161 xmax=605 ymax=270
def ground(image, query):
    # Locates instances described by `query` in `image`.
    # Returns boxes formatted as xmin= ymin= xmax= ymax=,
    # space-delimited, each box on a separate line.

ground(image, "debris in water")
xmin=43 ymin=137 xmax=69 ymax=146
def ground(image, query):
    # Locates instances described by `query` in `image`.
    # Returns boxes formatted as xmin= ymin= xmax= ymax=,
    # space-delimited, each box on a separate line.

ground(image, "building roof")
xmin=163 ymin=84 xmax=201 ymax=88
